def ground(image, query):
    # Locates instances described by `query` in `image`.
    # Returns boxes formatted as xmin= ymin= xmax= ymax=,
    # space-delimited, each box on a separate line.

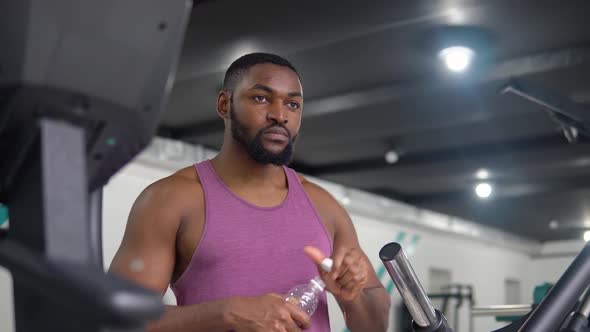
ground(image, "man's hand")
xmin=304 ymin=246 xmax=370 ymax=303
xmin=224 ymin=294 xmax=311 ymax=332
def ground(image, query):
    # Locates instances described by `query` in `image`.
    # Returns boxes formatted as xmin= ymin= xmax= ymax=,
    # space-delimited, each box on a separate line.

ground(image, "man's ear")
xmin=217 ymin=90 xmax=231 ymax=119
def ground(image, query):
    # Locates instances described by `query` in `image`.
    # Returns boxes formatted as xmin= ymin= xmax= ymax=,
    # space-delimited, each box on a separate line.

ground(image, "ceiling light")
xmin=584 ymin=231 xmax=590 ymax=242
xmin=476 ymin=169 xmax=489 ymax=180
xmin=475 ymin=182 xmax=492 ymax=198
xmin=439 ymin=46 xmax=475 ymax=72
xmin=385 ymin=150 xmax=399 ymax=164
xmin=549 ymin=220 xmax=559 ymax=230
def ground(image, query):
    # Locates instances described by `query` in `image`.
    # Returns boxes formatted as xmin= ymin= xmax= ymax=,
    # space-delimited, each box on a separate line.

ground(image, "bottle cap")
xmin=320 ymin=258 xmax=333 ymax=272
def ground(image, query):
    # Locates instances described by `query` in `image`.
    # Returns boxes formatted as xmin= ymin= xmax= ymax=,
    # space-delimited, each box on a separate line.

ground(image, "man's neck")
xmin=210 ymin=142 xmax=286 ymax=188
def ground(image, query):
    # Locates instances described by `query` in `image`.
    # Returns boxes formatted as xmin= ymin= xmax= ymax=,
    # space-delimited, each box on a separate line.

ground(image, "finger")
xmin=341 ymin=274 xmax=367 ymax=297
xmin=329 ymin=247 xmax=350 ymax=279
xmin=322 ymin=277 xmax=342 ymax=296
xmin=303 ymin=245 xmax=326 ymax=264
xmin=304 ymin=246 xmax=329 ymax=268
xmin=340 ymin=266 xmax=365 ymax=287
xmin=280 ymin=310 xmax=302 ymax=332
xmin=285 ymin=319 xmax=303 ymax=332
xmin=342 ymin=277 xmax=367 ymax=301
xmin=342 ymin=277 xmax=361 ymax=291
xmin=322 ymin=251 xmax=349 ymax=294
xmin=341 ymin=248 xmax=364 ymax=270
xmin=336 ymin=271 xmax=355 ymax=286
xmin=286 ymin=304 xmax=311 ymax=330
xmin=335 ymin=260 xmax=351 ymax=279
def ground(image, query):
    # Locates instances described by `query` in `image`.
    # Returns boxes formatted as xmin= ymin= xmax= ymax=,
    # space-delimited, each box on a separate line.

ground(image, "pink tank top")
xmin=171 ymin=160 xmax=332 ymax=331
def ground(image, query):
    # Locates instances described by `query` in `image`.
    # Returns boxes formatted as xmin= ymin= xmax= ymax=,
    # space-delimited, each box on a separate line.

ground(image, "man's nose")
xmin=267 ymin=103 xmax=288 ymax=124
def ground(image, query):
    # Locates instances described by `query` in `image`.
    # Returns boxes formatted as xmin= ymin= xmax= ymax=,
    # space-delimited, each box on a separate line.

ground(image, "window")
xmin=429 ymin=267 xmax=452 ymax=293
xmin=427 ymin=267 xmax=452 ymax=319
xmin=505 ymin=278 xmax=521 ymax=304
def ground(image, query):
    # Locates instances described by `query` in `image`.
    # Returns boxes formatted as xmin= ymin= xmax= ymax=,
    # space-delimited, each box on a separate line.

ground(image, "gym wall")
xmin=530 ymin=240 xmax=586 ymax=288
xmin=0 ymin=138 xmax=583 ymax=332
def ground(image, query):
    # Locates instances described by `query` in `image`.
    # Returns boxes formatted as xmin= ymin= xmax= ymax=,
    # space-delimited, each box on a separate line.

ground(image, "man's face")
xmin=228 ymin=64 xmax=303 ymax=165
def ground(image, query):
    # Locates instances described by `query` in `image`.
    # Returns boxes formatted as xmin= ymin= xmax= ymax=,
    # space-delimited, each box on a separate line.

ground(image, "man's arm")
xmin=302 ymin=180 xmax=391 ymax=332
xmin=108 ymin=177 xmax=233 ymax=331
xmin=109 ymin=175 xmax=311 ymax=332
xmin=329 ymin=218 xmax=391 ymax=332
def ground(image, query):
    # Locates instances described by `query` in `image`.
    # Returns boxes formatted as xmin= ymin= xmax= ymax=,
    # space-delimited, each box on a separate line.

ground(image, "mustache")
xmin=260 ymin=123 xmax=291 ymax=138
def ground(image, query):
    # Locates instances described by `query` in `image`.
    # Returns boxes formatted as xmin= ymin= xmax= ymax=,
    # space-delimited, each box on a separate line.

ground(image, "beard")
xmin=230 ymin=104 xmax=296 ymax=166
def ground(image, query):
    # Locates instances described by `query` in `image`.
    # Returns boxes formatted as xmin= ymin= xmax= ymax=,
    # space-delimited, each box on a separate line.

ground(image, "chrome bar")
xmin=380 ymin=243 xmax=438 ymax=327
xmin=471 ymin=305 xmax=532 ymax=317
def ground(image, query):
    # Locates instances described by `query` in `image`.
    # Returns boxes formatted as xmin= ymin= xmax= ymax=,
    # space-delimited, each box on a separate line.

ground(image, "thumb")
xmin=304 ymin=246 xmax=332 ymax=272
xmin=304 ymin=246 xmax=326 ymax=265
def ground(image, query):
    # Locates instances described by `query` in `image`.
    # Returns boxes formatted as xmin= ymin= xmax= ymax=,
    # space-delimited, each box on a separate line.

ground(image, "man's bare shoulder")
xmin=296 ymin=173 xmax=341 ymax=211
xmin=138 ymin=165 xmax=203 ymax=212
xmin=298 ymin=173 xmax=330 ymax=197
xmin=171 ymin=165 xmax=202 ymax=184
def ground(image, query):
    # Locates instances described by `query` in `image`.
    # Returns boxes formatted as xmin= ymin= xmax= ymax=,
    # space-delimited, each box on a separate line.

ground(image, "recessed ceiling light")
xmin=385 ymin=150 xmax=400 ymax=164
xmin=439 ymin=46 xmax=475 ymax=72
xmin=475 ymin=182 xmax=492 ymax=198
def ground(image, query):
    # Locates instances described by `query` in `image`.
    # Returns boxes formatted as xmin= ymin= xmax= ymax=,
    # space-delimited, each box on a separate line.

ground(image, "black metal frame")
xmin=500 ymin=79 xmax=590 ymax=142
xmin=517 ymin=243 xmax=590 ymax=331
xmin=1 ymin=118 xmax=164 ymax=332
xmin=89 ymin=188 xmax=104 ymax=268
xmin=0 ymin=1 xmax=192 ymax=331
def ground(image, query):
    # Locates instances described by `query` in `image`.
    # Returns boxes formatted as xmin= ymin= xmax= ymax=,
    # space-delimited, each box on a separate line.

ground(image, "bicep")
xmin=108 ymin=187 xmax=181 ymax=294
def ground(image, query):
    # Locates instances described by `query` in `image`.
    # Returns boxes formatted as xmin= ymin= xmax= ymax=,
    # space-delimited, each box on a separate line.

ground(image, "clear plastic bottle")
xmin=284 ymin=276 xmax=326 ymax=316
xmin=284 ymin=258 xmax=333 ymax=316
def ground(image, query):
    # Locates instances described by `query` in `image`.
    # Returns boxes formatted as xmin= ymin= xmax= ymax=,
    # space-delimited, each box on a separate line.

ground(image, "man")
xmin=109 ymin=53 xmax=391 ymax=332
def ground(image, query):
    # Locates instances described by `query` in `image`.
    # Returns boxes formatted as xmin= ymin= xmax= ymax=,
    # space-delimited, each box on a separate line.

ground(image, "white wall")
xmin=530 ymin=240 xmax=586 ymax=287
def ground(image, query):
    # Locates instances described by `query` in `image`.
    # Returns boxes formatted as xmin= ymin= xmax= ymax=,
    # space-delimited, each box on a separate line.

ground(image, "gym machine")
xmin=398 ymin=284 xmax=475 ymax=332
xmin=433 ymin=284 xmax=475 ymax=331
xmin=380 ymin=243 xmax=453 ymax=332
xmin=0 ymin=1 xmax=191 ymax=331
xmin=469 ymin=283 xmax=553 ymax=329
xmin=380 ymin=242 xmax=590 ymax=332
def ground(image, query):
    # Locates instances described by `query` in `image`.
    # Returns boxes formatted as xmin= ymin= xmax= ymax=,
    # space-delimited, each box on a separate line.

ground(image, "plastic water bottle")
xmin=284 ymin=258 xmax=333 ymax=316
xmin=284 ymin=276 xmax=326 ymax=315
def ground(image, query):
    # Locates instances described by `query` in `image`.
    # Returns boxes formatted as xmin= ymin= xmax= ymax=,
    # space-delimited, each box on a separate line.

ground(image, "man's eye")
xmin=288 ymin=102 xmax=300 ymax=109
xmin=254 ymin=95 xmax=268 ymax=102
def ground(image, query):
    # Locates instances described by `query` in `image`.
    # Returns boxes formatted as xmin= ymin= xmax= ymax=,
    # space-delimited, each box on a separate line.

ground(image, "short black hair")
xmin=222 ymin=52 xmax=299 ymax=93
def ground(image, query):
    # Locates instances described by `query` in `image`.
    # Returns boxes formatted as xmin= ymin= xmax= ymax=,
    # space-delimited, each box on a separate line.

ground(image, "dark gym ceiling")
xmin=159 ymin=0 xmax=590 ymax=242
